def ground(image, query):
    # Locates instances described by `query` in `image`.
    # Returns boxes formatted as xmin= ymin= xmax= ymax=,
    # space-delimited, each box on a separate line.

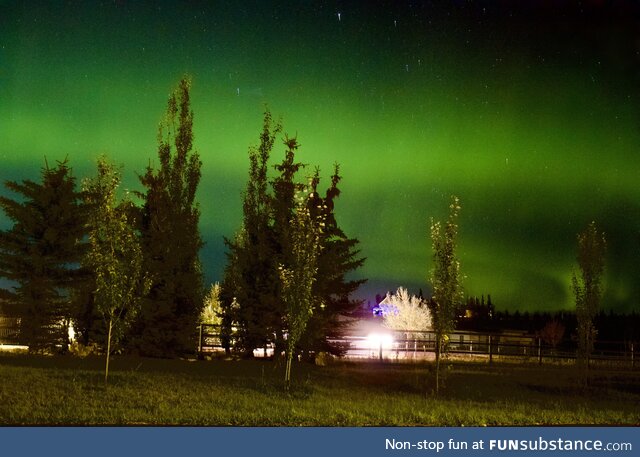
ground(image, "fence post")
xmin=488 ymin=335 xmax=493 ymax=365
xmin=538 ymin=337 xmax=542 ymax=365
xmin=379 ymin=340 xmax=383 ymax=362
xmin=198 ymin=324 xmax=203 ymax=356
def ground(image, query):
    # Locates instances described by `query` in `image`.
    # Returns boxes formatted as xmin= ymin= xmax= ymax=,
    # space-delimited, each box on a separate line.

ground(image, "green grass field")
xmin=1 ymin=354 xmax=638 ymax=426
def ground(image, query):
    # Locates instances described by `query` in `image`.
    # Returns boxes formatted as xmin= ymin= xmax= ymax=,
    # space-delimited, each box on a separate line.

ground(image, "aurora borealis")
xmin=1 ymin=1 xmax=639 ymax=312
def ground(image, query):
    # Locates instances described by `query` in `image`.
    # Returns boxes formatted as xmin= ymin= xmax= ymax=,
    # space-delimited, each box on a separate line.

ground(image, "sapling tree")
xmin=429 ymin=196 xmax=463 ymax=394
xmin=572 ymin=221 xmax=606 ymax=378
xmin=539 ymin=320 xmax=565 ymax=354
xmin=279 ymin=193 xmax=322 ymax=390
xmin=84 ymin=158 xmax=149 ymax=384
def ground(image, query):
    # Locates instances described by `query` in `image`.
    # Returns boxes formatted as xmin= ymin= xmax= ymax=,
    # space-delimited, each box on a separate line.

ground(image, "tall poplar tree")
xmin=134 ymin=77 xmax=204 ymax=357
xmin=572 ymin=221 xmax=606 ymax=375
xmin=0 ymin=159 xmax=86 ymax=351
xmin=429 ymin=196 xmax=463 ymax=393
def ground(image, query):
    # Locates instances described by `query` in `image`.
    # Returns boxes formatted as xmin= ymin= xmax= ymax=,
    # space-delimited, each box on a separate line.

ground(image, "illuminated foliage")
xmin=200 ymin=282 xmax=223 ymax=327
xmin=381 ymin=287 xmax=432 ymax=336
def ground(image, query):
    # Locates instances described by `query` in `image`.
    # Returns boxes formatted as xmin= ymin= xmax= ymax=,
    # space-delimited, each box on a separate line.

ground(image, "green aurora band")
xmin=1 ymin=1 xmax=639 ymax=312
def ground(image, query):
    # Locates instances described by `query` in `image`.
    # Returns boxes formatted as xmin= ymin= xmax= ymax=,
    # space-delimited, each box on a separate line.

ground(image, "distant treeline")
xmin=459 ymin=307 xmax=640 ymax=343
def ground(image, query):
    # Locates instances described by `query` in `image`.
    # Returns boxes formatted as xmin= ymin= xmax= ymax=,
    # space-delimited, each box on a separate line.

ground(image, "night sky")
xmin=2 ymin=1 xmax=639 ymax=312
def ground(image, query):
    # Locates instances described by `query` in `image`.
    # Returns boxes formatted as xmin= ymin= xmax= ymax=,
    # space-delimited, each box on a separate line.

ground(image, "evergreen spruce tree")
xmin=271 ymin=135 xmax=306 ymax=258
xmin=134 ymin=77 xmax=204 ymax=357
xmin=302 ymin=164 xmax=365 ymax=356
xmin=70 ymin=273 xmax=101 ymax=347
xmin=219 ymin=230 xmax=244 ymax=354
xmin=221 ymin=114 xmax=365 ymax=360
xmin=0 ymin=159 xmax=86 ymax=351
xmin=269 ymin=135 xmax=306 ymax=356
xmin=221 ymin=109 xmax=282 ymax=356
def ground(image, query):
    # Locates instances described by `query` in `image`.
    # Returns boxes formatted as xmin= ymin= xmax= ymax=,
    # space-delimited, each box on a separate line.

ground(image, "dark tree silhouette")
xmin=572 ymin=221 xmax=606 ymax=375
xmin=222 ymin=113 xmax=365 ymax=360
xmin=133 ymin=77 xmax=204 ymax=357
xmin=301 ymin=164 xmax=366 ymax=356
xmin=539 ymin=320 xmax=565 ymax=353
xmin=221 ymin=109 xmax=282 ymax=356
xmin=0 ymin=158 xmax=86 ymax=351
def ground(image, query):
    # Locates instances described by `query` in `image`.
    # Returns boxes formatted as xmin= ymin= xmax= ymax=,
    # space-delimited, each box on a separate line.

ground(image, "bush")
xmin=69 ymin=341 xmax=101 ymax=357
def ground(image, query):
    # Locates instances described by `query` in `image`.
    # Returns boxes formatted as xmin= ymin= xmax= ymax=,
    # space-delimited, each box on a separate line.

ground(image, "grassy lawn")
xmin=1 ymin=354 xmax=638 ymax=425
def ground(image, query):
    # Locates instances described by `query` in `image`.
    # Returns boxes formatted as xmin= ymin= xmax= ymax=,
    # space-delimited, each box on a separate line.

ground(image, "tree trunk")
xmin=274 ymin=328 xmax=284 ymax=364
xmin=284 ymin=352 xmax=292 ymax=392
xmin=435 ymin=335 xmax=441 ymax=394
xmin=105 ymin=318 xmax=113 ymax=385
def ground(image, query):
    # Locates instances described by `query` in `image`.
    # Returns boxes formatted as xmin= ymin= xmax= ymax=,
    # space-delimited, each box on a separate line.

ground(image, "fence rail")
xmin=196 ymin=324 xmax=638 ymax=368
xmin=0 ymin=325 xmax=20 ymax=344
xmin=1 ymin=320 xmax=635 ymax=369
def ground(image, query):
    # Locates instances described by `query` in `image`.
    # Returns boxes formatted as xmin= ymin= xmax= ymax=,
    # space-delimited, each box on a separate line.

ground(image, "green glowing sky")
xmin=2 ymin=1 xmax=639 ymax=312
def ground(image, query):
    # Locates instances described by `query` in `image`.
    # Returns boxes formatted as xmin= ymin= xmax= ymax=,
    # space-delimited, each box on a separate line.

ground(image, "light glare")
xmin=367 ymin=333 xmax=394 ymax=349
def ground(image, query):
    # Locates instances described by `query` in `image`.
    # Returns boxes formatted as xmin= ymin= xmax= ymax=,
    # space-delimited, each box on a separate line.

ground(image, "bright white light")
xmin=366 ymin=333 xmax=394 ymax=350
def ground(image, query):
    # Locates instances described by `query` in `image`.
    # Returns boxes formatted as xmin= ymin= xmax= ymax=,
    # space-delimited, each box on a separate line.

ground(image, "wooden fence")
xmin=197 ymin=324 xmax=637 ymax=368
xmin=0 ymin=323 xmax=20 ymax=345
xmin=1 ymin=320 xmax=635 ymax=368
